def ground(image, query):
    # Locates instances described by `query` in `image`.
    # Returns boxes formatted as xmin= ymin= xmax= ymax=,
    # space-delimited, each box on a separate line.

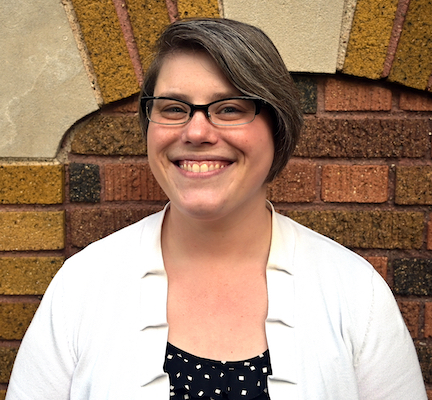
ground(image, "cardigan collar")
xmin=138 ymin=202 xmax=298 ymax=397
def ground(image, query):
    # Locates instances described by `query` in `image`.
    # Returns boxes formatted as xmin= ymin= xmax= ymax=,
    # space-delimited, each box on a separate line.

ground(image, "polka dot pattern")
xmin=164 ymin=342 xmax=272 ymax=400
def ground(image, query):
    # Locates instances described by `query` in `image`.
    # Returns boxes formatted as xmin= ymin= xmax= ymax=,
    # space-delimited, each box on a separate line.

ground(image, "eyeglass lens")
xmin=146 ymin=98 xmax=257 ymax=126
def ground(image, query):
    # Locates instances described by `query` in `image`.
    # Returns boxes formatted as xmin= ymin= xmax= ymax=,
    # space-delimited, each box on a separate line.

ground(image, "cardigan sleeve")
xmin=6 ymin=266 xmax=76 ymax=400
xmin=354 ymin=271 xmax=427 ymax=400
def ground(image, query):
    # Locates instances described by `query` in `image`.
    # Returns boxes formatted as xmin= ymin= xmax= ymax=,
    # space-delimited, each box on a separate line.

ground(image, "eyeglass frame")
xmin=140 ymin=96 xmax=264 ymax=126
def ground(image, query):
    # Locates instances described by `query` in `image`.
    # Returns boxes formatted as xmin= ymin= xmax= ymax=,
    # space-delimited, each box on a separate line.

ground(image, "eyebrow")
xmin=155 ymin=91 xmax=244 ymax=103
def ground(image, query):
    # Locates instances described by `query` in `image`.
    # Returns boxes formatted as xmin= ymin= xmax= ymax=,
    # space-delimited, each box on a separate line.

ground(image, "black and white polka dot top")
xmin=164 ymin=342 xmax=272 ymax=400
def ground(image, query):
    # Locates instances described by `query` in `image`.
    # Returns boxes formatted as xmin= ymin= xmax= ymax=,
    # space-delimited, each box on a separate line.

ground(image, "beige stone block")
xmin=223 ymin=0 xmax=345 ymax=73
xmin=0 ymin=0 xmax=98 ymax=158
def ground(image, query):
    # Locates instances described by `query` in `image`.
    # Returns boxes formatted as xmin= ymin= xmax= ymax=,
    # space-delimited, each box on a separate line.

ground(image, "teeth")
xmin=179 ymin=161 xmax=227 ymax=173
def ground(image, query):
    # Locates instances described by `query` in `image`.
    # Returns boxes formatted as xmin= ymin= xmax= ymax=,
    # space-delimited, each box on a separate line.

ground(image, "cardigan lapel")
xmin=266 ymin=204 xmax=298 ymax=398
xmin=137 ymin=206 xmax=171 ymax=394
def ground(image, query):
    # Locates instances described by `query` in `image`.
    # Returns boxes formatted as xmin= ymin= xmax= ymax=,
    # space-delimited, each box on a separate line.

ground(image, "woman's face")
xmin=147 ymin=50 xmax=274 ymax=222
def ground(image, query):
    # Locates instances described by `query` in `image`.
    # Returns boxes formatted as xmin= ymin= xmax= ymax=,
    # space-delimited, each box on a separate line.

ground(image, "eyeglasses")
xmin=140 ymin=96 xmax=263 ymax=126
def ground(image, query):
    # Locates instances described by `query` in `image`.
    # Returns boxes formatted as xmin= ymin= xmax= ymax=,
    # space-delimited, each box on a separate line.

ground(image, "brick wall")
xmin=1 ymin=74 xmax=431 ymax=397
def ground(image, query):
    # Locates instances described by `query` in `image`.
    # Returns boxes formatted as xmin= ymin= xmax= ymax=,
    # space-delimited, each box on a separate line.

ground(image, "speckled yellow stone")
xmin=0 ymin=164 xmax=63 ymax=204
xmin=71 ymin=0 xmax=140 ymax=103
xmin=0 ymin=303 xmax=39 ymax=340
xmin=388 ymin=0 xmax=432 ymax=90
xmin=127 ymin=0 xmax=170 ymax=72
xmin=177 ymin=0 xmax=220 ymax=19
xmin=0 ymin=212 xmax=65 ymax=251
xmin=343 ymin=0 xmax=398 ymax=79
xmin=0 ymin=257 xmax=63 ymax=295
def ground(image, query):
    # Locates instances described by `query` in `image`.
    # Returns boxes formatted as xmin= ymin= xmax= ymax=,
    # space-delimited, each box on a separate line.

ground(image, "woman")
xmin=6 ymin=18 xmax=427 ymax=400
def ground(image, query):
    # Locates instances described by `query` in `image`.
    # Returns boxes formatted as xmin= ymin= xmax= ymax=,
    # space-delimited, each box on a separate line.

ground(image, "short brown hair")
xmin=139 ymin=18 xmax=303 ymax=182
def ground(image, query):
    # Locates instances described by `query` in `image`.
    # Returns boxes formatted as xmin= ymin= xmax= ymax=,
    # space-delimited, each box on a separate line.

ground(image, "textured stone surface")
xmin=321 ymin=165 xmax=388 ymax=203
xmin=294 ymin=118 xmax=430 ymax=158
xmin=364 ymin=256 xmax=388 ymax=280
xmin=292 ymin=75 xmax=318 ymax=114
xmin=105 ymin=163 xmax=167 ymax=201
xmin=388 ymin=0 xmax=432 ymax=90
xmin=393 ymin=259 xmax=432 ymax=295
xmin=397 ymin=300 xmax=420 ymax=338
xmin=0 ymin=257 xmax=63 ymax=295
xmin=127 ymin=0 xmax=170 ymax=72
xmin=223 ymin=0 xmax=345 ymax=73
xmin=177 ymin=0 xmax=220 ymax=19
xmin=416 ymin=341 xmax=432 ymax=383
xmin=267 ymin=163 xmax=316 ymax=203
xmin=396 ymin=166 xmax=432 ymax=205
xmin=324 ymin=77 xmax=392 ymax=111
xmin=0 ymin=303 xmax=39 ymax=340
xmin=0 ymin=212 xmax=64 ymax=251
xmin=0 ymin=164 xmax=63 ymax=204
xmin=0 ymin=347 xmax=17 ymax=383
xmin=69 ymin=163 xmax=101 ymax=203
xmin=0 ymin=390 xmax=5 ymax=400
xmin=71 ymin=114 xmax=146 ymax=155
xmin=279 ymin=210 xmax=424 ymax=249
xmin=400 ymin=91 xmax=432 ymax=111
xmin=0 ymin=0 xmax=98 ymax=158
xmin=342 ymin=0 xmax=398 ymax=79
xmin=71 ymin=0 xmax=139 ymax=103
xmin=425 ymin=302 xmax=432 ymax=338
xmin=70 ymin=206 xmax=163 ymax=248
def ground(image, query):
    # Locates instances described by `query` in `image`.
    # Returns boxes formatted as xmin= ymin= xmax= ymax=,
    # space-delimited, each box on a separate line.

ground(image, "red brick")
xmin=104 ymin=163 xmax=167 ymax=201
xmin=428 ymin=216 xmax=432 ymax=250
xmin=69 ymin=206 xmax=164 ymax=248
xmin=364 ymin=256 xmax=388 ymax=281
xmin=267 ymin=163 xmax=316 ymax=203
xmin=322 ymin=165 xmax=388 ymax=203
xmin=397 ymin=300 xmax=420 ymax=338
xmin=325 ymin=78 xmax=392 ymax=111
xmin=400 ymin=91 xmax=432 ymax=111
xmin=427 ymin=389 xmax=432 ymax=400
xmin=425 ymin=302 xmax=432 ymax=338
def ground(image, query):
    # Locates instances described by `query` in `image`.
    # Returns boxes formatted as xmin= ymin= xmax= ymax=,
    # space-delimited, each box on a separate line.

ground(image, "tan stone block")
xmin=0 ymin=389 xmax=5 ymax=400
xmin=364 ymin=256 xmax=388 ymax=281
xmin=0 ymin=257 xmax=63 ymax=295
xmin=177 ymin=0 xmax=220 ymax=19
xmin=343 ymin=0 xmax=398 ymax=79
xmin=0 ymin=347 xmax=18 ymax=383
xmin=321 ymin=165 xmax=388 ymax=203
xmin=0 ymin=211 xmax=64 ymax=251
xmin=267 ymin=163 xmax=316 ymax=203
xmin=71 ymin=0 xmax=139 ymax=103
xmin=0 ymin=303 xmax=39 ymax=340
xmin=325 ymin=78 xmax=392 ymax=111
xmin=105 ymin=163 xmax=167 ymax=201
xmin=388 ymin=0 xmax=432 ymax=90
xmin=0 ymin=164 xmax=63 ymax=205
xmin=127 ymin=0 xmax=170 ymax=72
xmin=396 ymin=166 xmax=432 ymax=205
xmin=279 ymin=210 xmax=424 ymax=249
xmin=71 ymin=115 xmax=146 ymax=155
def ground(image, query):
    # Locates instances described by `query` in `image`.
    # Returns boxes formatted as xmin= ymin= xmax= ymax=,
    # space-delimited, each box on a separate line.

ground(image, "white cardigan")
xmin=6 ymin=205 xmax=427 ymax=400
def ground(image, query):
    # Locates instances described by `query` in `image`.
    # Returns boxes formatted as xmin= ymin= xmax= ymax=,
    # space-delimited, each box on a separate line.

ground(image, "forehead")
xmin=153 ymin=50 xmax=240 ymax=99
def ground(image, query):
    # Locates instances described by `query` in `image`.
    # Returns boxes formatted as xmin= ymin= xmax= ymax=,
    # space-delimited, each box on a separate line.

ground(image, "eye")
xmin=150 ymin=99 xmax=190 ymax=122
xmin=212 ymin=100 xmax=255 ymax=121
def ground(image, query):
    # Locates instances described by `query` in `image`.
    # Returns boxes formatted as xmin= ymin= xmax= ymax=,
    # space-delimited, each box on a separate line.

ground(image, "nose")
xmin=181 ymin=109 xmax=218 ymax=145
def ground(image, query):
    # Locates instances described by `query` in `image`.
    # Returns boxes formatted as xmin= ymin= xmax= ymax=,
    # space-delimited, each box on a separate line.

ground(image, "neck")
xmin=161 ymin=196 xmax=272 ymax=273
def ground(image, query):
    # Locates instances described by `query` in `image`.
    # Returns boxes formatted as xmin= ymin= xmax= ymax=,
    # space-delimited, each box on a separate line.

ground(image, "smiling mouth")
xmin=178 ymin=160 xmax=230 ymax=173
